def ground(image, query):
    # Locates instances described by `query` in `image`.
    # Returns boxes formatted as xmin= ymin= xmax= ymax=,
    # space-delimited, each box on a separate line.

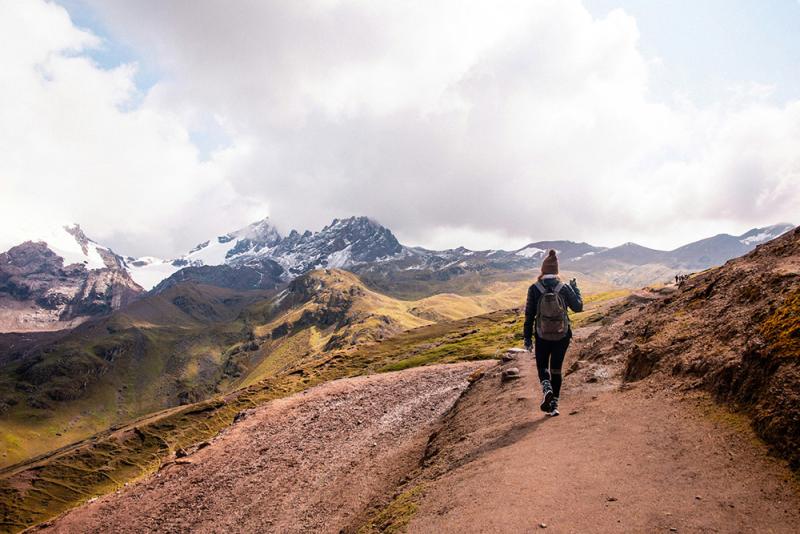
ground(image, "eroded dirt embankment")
xmin=578 ymin=227 xmax=800 ymax=468
xmin=392 ymin=336 xmax=800 ymax=534
xmin=33 ymin=362 xmax=491 ymax=534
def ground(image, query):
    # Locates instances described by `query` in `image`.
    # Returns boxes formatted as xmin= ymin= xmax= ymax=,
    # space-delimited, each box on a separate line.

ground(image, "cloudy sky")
xmin=1 ymin=0 xmax=798 ymax=258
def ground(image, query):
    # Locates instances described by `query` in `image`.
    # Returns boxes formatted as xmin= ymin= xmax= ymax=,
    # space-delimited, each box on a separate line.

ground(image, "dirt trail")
xmin=33 ymin=362 xmax=491 ymax=534
xmin=405 ymin=334 xmax=800 ymax=533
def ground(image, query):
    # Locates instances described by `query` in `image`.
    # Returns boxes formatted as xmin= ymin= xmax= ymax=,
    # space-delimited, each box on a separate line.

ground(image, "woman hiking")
xmin=523 ymin=249 xmax=583 ymax=416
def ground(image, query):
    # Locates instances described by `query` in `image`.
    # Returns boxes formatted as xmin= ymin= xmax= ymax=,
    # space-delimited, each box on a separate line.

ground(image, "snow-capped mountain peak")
xmin=3 ymin=223 xmax=125 ymax=271
xmin=0 ymin=224 xmax=143 ymax=331
xmin=220 ymin=217 xmax=282 ymax=246
xmin=125 ymin=216 xmax=404 ymax=289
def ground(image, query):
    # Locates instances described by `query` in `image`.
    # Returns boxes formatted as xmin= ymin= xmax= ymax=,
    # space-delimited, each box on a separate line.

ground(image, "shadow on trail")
xmin=474 ymin=417 xmax=549 ymax=457
xmin=434 ymin=416 xmax=550 ymax=473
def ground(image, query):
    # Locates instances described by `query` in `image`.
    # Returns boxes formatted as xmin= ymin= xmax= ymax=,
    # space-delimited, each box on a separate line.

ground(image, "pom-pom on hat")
xmin=541 ymin=249 xmax=559 ymax=275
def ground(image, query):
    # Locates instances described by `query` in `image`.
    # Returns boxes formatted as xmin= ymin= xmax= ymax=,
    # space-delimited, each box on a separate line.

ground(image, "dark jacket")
xmin=523 ymin=277 xmax=583 ymax=343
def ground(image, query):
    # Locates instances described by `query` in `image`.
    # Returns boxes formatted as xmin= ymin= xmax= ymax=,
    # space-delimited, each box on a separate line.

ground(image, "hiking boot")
xmin=540 ymin=380 xmax=554 ymax=412
xmin=547 ymin=397 xmax=560 ymax=417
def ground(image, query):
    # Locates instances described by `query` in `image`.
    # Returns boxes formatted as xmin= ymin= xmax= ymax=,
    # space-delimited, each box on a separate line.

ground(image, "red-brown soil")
xmin=32 ymin=362 xmax=490 ymax=534
xmin=406 ymin=344 xmax=799 ymax=533
xmin=578 ymin=226 xmax=800 ymax=468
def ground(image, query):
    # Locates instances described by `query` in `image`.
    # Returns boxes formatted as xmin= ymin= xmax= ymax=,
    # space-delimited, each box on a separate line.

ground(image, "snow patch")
xmin=515 ymin=246 xmax=544 ymax=258
xmin=127 ymin=260 xmax=180 ymax=290
xmin=574 ymin=251 xmax=596 ymax=261
xmin=33 ymin=226 xmax=107 ymax=270
xmin=325 ymin=246 xmax=352 ymax=269
xmin=184 ymin=239 xmax=235 ymax=266
xmin=740 ymin=232 xmax=774 ymax=245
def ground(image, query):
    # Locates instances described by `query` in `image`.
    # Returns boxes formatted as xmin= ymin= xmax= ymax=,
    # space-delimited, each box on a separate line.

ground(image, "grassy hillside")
xmin=0 ymin=284 xmax=271 ymax=467
xmin=357 ymin=265 xmax=617 ymax=301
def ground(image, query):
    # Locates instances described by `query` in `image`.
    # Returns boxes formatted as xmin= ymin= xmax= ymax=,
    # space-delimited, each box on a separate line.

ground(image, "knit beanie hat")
xmin=541 ymin=249 xmax=559 ymax=275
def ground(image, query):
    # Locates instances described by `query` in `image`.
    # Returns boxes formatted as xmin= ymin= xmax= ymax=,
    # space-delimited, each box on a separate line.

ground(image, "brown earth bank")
xmin=31 ymin=362 xmax=491 ymax=534
xmin=576 ymin=226 xmax=800 ymax=468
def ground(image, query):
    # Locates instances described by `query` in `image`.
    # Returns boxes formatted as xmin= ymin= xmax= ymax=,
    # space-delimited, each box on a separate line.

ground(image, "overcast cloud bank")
xmin=1 ymin=0 xmax=797 ymax=257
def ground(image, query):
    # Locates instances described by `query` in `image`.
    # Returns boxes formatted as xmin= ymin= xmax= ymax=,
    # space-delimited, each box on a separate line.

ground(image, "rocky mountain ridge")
xmin=0 ymin=225 xmax=143 ymax=332
xmin=129 ymin=217 xmax=794 ymax=292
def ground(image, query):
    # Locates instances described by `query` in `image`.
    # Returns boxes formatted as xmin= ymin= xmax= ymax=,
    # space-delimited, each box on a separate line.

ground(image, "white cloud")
xmin=0 ymin=0 xmax=264 ymax=256
xmin=1 ymin=0 xmax=798 ymax=257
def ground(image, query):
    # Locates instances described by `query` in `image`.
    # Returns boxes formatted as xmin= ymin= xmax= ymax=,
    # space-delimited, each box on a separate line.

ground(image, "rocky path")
xmin=405 ymin=347 xmax=800 ymax=533
xmin=33 ymin=362 xmax=491 ymax=534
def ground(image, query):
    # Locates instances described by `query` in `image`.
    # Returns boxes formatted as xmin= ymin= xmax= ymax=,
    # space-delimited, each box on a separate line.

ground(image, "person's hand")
xmin=569 ymin=278 xmax=578 ymax=289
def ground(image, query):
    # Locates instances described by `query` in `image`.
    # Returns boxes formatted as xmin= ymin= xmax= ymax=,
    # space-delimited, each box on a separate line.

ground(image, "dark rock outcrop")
xmin=0 ymin=238 xmax=143 ymax=332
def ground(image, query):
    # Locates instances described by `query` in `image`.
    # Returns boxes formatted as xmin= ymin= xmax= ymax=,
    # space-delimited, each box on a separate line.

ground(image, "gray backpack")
xmin=535 ymin=281 xmax=569 ymax=341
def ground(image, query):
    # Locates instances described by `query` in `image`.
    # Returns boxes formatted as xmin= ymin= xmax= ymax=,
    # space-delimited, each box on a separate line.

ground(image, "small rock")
xmin=669 ymin=528 xmax=678 ymax=532
xmin=197 ymin=441 xmax=211 ymax=450
xmin=233 ymin=411 xmax=249 ymax=423
xmin=694 ymin=495 xmax=701 ymax=500
xmin=501 ymin=353 xmax=515 ymax=363
xmin=539 ymin=523 xmax=547 ymax=529
xmin=507 ymin=348 xmax=527 ymax=353
xmin=565 ymin=359 xmax=586 ymax=376
xmin=606 ymin=496 xmax=618 ymax=502
xmin=568 ymin=410 xmax=579 ymax=416
xmin=501 ymin=368 xmax=521 ymax=382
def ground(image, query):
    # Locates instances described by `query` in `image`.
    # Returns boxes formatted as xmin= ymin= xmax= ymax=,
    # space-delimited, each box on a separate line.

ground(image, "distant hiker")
xmin=523 ymin=250 xmax=583 ymax=417
xmin=675 ymin=274 xmax=679 ymax=285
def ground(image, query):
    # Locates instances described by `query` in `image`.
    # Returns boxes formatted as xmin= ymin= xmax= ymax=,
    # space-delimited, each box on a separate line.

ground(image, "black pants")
xmin=535 ymin=336 xmax=571 ymax=398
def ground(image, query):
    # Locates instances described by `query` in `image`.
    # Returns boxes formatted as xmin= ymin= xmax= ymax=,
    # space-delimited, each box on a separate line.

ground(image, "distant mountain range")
xmin=0 ymin=217 xmax=793 ymax=331
xmin=127 ymin=216 xmax=792 ymax=293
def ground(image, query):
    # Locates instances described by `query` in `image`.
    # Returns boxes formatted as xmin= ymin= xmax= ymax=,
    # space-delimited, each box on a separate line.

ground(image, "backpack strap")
xmin=534 ymin=281 xmax=546 ymax=293
xmin=553 ymin=282 xmax=565 ymax=294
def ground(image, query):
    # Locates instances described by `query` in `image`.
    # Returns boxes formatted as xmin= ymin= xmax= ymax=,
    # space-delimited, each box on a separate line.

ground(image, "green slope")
xmin=0 ymin=283 xmax=272 ymax=467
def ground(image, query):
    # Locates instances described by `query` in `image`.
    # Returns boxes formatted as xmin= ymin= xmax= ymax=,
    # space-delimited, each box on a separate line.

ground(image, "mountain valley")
xmin=1 ymin=227 xmax=797 ymax=533
xmin=0 ymin=218 xmax=797 ymax=532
